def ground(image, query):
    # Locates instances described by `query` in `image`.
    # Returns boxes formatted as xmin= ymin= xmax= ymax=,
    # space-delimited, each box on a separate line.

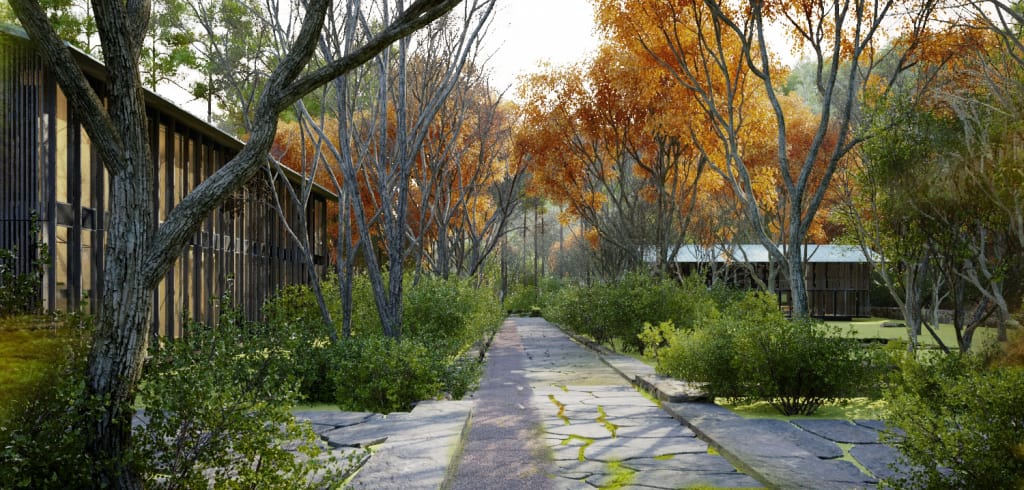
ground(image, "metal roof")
xmin=648 ymin=244 xmax=878 ymax=264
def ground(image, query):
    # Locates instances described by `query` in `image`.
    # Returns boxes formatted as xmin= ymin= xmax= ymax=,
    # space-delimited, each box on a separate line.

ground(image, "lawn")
xmin=0 ymin=315 xmax=84 ymax=419
xmin=827 ymin=316 xmax=1002 ymax=352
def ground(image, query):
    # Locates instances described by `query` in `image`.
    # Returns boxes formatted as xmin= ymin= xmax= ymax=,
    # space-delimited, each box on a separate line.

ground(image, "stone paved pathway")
xmin=283 ymin=316 xmax=907 ymax=488
xmin=451 ymin=316 xmax=762 ymax=489
xmin=450 ymin=319 xmax=555 ymax=489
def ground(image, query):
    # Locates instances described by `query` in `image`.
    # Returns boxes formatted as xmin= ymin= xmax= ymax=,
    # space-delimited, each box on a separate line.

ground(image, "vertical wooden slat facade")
xmin=1 ymin=28 xmax=333 ymax=336
xmin=663 ymin=244 xmax=873 ymax=319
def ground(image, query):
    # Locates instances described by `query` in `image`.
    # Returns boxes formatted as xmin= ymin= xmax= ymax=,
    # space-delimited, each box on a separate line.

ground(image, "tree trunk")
xmin=85 ymin=96 xmax=154 ymax=488
xmin=785 ymin=248 xmax=809 ymax=318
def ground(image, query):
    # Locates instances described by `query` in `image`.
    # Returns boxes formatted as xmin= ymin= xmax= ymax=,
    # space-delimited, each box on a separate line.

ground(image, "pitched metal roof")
xmin=648 ymin=244 xmax=878 ymax=264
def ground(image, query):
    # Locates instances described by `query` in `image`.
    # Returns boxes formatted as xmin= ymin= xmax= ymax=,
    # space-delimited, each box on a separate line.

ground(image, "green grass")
xmin=827 ymin=317 xmax=1001 ymax=352
xmin=718 ymin=397 xmax=887 ymax=421
xmin=292 ymin=402 xmax=344 ymax=412
xmin=0 ymin=315 xmax=83 ymax=419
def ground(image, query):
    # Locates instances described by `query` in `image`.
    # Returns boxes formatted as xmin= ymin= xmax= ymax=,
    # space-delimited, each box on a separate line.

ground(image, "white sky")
xmin=482 ymin=0 xmax=601 ymax=94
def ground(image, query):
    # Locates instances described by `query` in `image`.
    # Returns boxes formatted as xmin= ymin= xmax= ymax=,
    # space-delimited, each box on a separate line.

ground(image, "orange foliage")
xmin=518 ymin=1 xmax=848 ymax=248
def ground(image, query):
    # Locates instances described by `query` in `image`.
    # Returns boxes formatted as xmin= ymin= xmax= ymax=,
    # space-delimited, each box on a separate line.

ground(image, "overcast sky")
xmin=482 ymin=0 xmax=601 ymax=94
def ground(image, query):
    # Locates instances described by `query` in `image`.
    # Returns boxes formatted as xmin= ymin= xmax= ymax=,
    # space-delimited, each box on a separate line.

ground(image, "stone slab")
xmin=584 ymin=435 xmax=709 ymax=461
xmin=614 ymin=420 xmax=696 ymax=439
xmin=292 ymin=410 xmax=375 ymax=429
xmin=621 ymin=453 xmax=742 ymax=473
xmin=792 ymin=419 xmax=880 ymax=444
xmin=545 ymin=422 xmax=619 ymax=439
xmin=322 ymin=419 xmax=397 ymax=448
xmin=590 ymin=468 xmax=763 ymax=489
xmin=635 ymin=374 xmax=711 ymax=403
xmin=763 ymin=419 xmax=843 ymax=459
xmin=856 ymin=419 xmax=906 ymax=439
xmin=850 ymin=443 xmax=910 ymax=481
xmin=348 ymin=400 xmax=471 ymax=489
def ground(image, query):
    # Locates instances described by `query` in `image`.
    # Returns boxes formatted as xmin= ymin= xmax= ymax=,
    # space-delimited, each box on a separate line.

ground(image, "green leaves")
xmin=882 ymin=352 xmax=1024 ymax=489
xmin=134 ymin=301 xmax=348 ymax=488
xmin=658 ymin=292 xmax=881 ymax=416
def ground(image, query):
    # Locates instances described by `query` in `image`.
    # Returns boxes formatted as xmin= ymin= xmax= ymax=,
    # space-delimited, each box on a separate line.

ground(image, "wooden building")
xmin=0 ymin=26 xmax=333 ymax=337
xmin=655 ymin=244 xmax=875 ymax=319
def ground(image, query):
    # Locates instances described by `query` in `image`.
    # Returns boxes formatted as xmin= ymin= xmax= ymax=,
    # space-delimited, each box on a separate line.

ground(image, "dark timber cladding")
xmin=657 ymin=244 xmax=874 ymax=319
xmin=0 ymin=26 xmax=333 ymax=337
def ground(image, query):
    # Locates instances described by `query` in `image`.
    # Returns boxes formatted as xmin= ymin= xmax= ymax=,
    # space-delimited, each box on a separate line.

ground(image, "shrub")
xmin=658 ymin=292 xmax=881 ymax=415
xmin=0 ymin=248 xmax=43 ymax=317
xmin=547 ymin=273 xmax=717 ymax=351
xmin=330 ymin=333 xmax=481 ymax=414
xmin=658 ymin=318 xmax=740 ymax=396
xmin=881 ymin=351 xmax=1024 ymax=489
xmin=134 ymin=301 xmax=349 ymax=488
xmin=263 ymin=274 xmax=499 ymax=406
xmin=0 ymin=218 xmax=47 ymax=317
xmin=505 ymin=285 xmax=540 ymax=314
xmin=403 ymin=276 xmax=502 ymax=353
xmin=263 ymin=284 xmax=339 ymax=403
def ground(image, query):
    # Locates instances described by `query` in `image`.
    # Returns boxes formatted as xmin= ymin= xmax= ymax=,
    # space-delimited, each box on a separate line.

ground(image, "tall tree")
xmin=596 ymin=0 xmax=938 ymax=317
xmin=517 ymin=45 xmax=711 ymax=275
xmin=7 ymin=0 xmax=461 ymax=485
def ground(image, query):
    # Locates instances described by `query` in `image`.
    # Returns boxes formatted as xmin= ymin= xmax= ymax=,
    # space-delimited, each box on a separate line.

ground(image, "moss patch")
xmin=0 ymin=316 xmax=84 ymax=420
xmin=596 ymin=406 xmax=619 ymax=438
xmin=549 ymin=394 xmax=570 ymax=425
xmin=600 ymin=460 xmax=636 ymax=489
xmin=561 ymin=434 xmax=594 ymax=461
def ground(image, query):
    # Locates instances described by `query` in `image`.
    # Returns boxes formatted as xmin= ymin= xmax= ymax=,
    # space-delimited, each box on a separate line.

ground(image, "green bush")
xmin=134 ymin=301 xmax=350 ymax=488
xmin=263 ymin=274 xmax=499 ymax=407
xmin=505 ymin=278 xmax=563 ymax=315
xmin=403 ymin=276 xmax=502 ymax=353
xmin=505 ymin=285 xmax=540 ymax=314
xmin=263 ymin=284 xmax=339 ymax=403
xmin=547 ymin=273 xmax=717 ymax=351
xmin=0 ymin=248 xmax=42 ymax=317
xmin=881 ymin=351 xmax=1024 ymax=489
xmin=330 ymin=333 xmax=481 ymax=414
xmin=658 ymin=292 xmax=881 ymax=415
